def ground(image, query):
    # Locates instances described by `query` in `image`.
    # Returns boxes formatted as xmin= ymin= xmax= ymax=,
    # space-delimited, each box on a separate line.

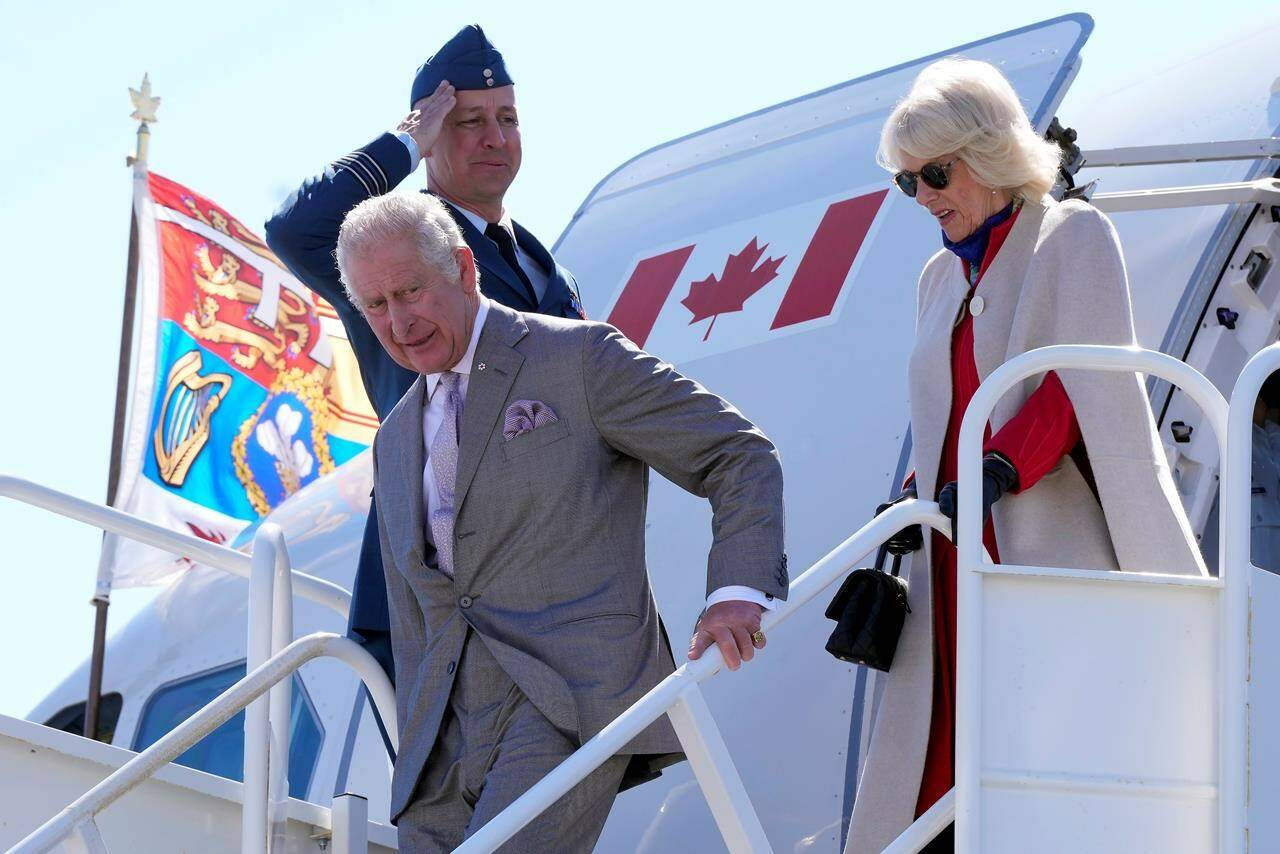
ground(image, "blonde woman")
xmin=846 ymin=58 xmax=1206 ymax=853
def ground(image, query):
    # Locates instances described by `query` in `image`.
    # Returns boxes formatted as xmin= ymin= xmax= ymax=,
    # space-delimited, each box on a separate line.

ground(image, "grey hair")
xmin=335 ymin=192 xmax=476 ymax=308
xmin=878 ymin=58 xmax=1062 ymax=202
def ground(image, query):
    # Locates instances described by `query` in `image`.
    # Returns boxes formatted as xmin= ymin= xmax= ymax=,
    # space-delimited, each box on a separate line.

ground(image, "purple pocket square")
xmin=504 ymin=400 xmax=559 ymax=440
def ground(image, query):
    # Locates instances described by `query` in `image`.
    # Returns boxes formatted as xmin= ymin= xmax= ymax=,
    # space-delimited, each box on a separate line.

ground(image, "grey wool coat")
xmin=845 ymin=198 xmax=1208 ymax=853
xmin=373 ymin=302 xmax=788 ymax=823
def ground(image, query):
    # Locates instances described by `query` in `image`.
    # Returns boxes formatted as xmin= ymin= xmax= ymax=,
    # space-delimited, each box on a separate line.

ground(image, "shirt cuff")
xmin=395 ymin=131 xmax=421 ymax=171
xmin=706 ymin=585 xmax=777 ymax=611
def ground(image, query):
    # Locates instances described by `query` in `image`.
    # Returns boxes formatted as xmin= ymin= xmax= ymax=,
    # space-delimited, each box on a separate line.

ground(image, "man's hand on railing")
xmin=877 ymin=483 xmax=924 ymax=555
xmin=688 ymin=600 xmax=766 ymax=670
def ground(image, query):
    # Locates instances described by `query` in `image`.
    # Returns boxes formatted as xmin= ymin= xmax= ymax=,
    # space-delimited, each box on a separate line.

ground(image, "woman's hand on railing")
xmin=936 ymin=451 xmax=1019 ymax=543
xmin=877 ymin=483 xmax=924 ymax=555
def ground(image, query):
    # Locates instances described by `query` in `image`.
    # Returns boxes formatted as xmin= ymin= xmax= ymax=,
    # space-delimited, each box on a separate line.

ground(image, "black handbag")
xmin=824 ymin=546 xmax=911 ymax=672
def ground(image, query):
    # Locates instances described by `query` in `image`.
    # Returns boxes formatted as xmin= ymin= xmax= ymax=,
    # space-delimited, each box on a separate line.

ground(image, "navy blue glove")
xmin=875 ymin=482 xmax=923 ymax=555
xmin=936 ymin=452 xmax=1020 ymax=545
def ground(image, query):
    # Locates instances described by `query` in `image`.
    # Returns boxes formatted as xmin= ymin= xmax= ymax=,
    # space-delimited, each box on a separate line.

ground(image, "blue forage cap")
xmin=410 ymin=24 xmax=513 ymax=107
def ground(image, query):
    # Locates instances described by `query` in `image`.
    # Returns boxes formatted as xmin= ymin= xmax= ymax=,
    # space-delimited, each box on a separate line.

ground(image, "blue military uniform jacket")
xmin=265 ymin=131 xmax=584 ymax=682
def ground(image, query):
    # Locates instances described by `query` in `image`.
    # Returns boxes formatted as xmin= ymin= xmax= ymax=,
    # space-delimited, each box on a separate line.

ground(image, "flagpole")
xmin=85 ymin=75 xmax=159 ymax=742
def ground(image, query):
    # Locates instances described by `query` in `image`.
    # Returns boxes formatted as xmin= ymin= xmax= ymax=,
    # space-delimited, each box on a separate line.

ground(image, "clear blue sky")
xmin=0 ymin=1 xmax=1272 ymax=718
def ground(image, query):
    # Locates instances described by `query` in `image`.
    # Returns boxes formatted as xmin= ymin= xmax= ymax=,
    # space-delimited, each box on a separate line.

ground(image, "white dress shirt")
xmin=397 ymin=132 xmax=550 ymax=303
xmin=413 ymin=191 xmax=774 ymax=615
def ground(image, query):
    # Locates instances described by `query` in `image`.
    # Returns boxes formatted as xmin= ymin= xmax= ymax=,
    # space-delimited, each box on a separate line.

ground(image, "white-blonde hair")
xmin=335 ymin=193 xmax=476 ymax=306
xmin=878 ymin=58 xmax=1062 ymax=202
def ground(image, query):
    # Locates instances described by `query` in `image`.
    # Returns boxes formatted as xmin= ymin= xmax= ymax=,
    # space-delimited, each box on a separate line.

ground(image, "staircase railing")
xmin=953 ymin=344 xmax=1239 ymax=853
xmin=0 ymin=478 xmax=389 ymax=853
xmin=11 ymin=340 xmax=1271 ymax=852
xmin=1219 ymin=340 xmax=1280 ymax=852
xmin=456 ymin=499 xmax=953 ymax=853
xmin=882 ymin=790 xmax=955 ymax=854
xmin=0 ymin=476 xmax=351 ymax=617
xmin=7 ymin=632 xmax=395 ymax=853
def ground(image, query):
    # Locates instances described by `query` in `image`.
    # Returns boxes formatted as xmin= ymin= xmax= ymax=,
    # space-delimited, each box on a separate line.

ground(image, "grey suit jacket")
xmin=373 ymin=302 xmax=787 ymax=822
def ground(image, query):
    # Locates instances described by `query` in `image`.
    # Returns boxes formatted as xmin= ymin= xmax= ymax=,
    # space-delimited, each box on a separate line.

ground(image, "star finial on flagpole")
xmin=129 ymin=73 xmax=161 ymax=124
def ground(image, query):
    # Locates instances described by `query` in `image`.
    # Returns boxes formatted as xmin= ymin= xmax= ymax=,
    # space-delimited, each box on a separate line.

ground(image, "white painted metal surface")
xmin=242 ymin=525 xmax=277 ymax=853
xmin=666 ymin=685 xmax=772 ymax=853
xmin=64 ymin=822 xmax=106 ymax=854
xmin=8 ymin=632 xmax=395 ymax=854
xmin=243 ymin=523 xmax=300 ymax=853
xmin=1249 ymin=567 xmax=1280 ymax=851
xmin=1082 ymin=139 xmax=1280 ymax=168
xmin=0 ymin=477 xmax=377 ymax=850
xmin=1220 ymin=342 xmax=1280 ymax=853
xmin=954 ymin=345 xmax=1238 ymax=853
xmin=269 ymin=527 xmax=296 ymax=851
xmin=0 ymin=714 xmax=397 ymax=852
xmin=0 ymin=492 xmax=390 ymax=854
xmin=331 ymin=793 xmax=369 ymax=854
xmin=882 ymin=790 xmax=955 ymax=854
xmin=1092 ymin=178 xmax=1280 ymax=213
xmin=22 ymin=454 xmax=396 ymax=826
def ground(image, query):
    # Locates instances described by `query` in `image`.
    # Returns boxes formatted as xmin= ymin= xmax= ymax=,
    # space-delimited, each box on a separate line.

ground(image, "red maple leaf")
xmin=681 ymin=238 xmax=786 ymax=341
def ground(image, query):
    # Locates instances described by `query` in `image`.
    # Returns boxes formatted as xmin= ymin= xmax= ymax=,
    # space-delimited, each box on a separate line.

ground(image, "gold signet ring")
xmin=751 ymin=630 xmax=765 ymax=646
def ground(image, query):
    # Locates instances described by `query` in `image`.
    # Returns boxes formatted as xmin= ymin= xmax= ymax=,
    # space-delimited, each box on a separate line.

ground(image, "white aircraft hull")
xmin=9 ymin=12 xmax=1280 ymax=852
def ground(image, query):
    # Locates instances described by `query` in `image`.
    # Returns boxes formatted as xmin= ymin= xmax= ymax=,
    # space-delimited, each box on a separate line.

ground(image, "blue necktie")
xmin=485 ymin=222 xmax=539 ymax=308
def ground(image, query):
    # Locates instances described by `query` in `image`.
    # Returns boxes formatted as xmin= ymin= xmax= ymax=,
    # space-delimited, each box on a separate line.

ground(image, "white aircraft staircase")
xmin=2 ymin=342 xmax=1276 ymax=853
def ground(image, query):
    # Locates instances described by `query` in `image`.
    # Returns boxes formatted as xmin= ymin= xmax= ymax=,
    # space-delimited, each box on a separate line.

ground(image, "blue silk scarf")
xmin=942 ymin=200 xmax=1017 ymax=269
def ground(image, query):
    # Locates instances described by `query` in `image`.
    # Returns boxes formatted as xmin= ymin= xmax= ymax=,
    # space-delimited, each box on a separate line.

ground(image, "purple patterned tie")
xmin=429 ymin=372 xmax=462 ymax=577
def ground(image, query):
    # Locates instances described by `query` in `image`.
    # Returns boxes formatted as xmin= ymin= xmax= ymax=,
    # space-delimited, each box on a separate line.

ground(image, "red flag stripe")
xmin=770 ymin=190 xmax=888 ymax=330
xmin=606 ymin=245 xmax=695 ymax=348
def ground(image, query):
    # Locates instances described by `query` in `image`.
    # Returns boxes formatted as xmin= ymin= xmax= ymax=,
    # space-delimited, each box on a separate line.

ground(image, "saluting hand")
xmin=397 ymin=80 xmax=456 ymax=160
xmin=689 ymin=600 xmax=766 ymax=671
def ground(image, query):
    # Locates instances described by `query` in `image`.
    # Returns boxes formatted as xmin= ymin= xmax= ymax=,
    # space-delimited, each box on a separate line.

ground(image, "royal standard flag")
xmin=97 ymin=168 xmax=377 ymax=591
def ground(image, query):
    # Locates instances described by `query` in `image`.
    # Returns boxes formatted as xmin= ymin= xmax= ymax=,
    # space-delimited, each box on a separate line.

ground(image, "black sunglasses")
xmin=892 ymin=159 xmax=956 ymax=198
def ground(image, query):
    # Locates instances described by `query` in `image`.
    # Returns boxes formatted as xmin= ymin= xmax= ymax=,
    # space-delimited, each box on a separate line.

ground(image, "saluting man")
xmin=266 ymin=25 xmax=587 ymax=687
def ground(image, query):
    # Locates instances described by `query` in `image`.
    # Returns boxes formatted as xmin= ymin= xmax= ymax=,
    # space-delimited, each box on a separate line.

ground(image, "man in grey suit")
xmin=336 ymin=191 xmax=787 ymax=852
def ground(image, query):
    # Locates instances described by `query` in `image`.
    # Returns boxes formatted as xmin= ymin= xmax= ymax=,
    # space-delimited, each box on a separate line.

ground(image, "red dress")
xmin=913 ymin=210 xmax=1083 ymax=816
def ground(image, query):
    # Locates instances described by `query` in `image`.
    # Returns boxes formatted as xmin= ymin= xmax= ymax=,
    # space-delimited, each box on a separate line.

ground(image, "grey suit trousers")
xmin=397 ymin=630 xmax=629 ymax=853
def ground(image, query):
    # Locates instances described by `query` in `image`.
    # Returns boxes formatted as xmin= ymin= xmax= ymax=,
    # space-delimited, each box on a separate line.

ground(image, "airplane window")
xmin=43 ymin=692 xmax=123 ymax=743
xmin=132 ymin=662 xmax=324 ymax=800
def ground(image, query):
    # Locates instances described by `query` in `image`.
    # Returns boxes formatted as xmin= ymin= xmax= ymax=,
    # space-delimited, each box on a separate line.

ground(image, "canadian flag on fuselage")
xmin=604 ymin=188 xmax=890 ymax=364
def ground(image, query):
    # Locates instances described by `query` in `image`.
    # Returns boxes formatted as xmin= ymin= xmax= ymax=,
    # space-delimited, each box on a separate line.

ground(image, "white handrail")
xmin=1222 ymin=341 xmax=1280 ymax=853
xmin=243 ymin=526 xmax=276 ymax=853
xmin=0 ymin=475 xmax=351 ymax=618
xmin=954 ymin=344 xmax=1235 ymax=854
xmin=242 ymin=523 xmax=299 ymax=852
xmin=457 ymin=500 xmax=952 ymax=853
xmin=6 ymin=632 xmax=397 ymax=854
xmin=0 ymin=476 xmax=366 ymax=852
xmin=267 ymin=526 xmax=295 ymax=850
xmin=882 ymin=788 xmax=956 ymax=854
